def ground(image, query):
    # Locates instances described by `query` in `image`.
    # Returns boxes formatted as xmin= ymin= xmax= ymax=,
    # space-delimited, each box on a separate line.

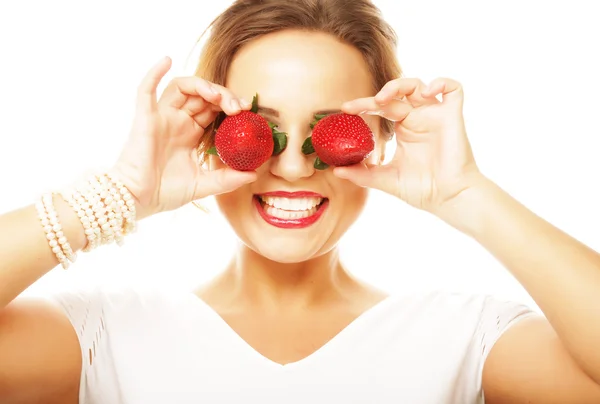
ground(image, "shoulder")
xmin=386 ymin=289 xmax=531 ymax=315
xmin=52 ymin=284 xmax=201 ymax=331
xmin=359 ymin=290 xmax=536 ymax=402
xmin=383 ymin=289 xmax=536 ymax=348
xmin=50 ymin=284 xmax=199 ymax=344
xmin=51 ymin=284 xmax=193 ymax=312
xmin=48 ymin=285 xmax=200 ymax=403
xmin=388 ymin=289 xmax=533 ymax=319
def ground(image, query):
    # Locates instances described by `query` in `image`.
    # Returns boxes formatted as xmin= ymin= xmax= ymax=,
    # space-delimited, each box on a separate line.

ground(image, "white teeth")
xmin=260 ymin=196 xmax=322 ymax=211
xmin=264 ymin=205 xmax=319 ymax=220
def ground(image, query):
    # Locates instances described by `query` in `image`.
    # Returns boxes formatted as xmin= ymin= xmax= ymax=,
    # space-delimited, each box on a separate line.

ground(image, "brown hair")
xmin=194 ymin=0 xmax=402 ymax=158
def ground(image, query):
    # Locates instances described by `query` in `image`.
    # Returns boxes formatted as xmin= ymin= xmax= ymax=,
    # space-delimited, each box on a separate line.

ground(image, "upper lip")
xmin=256 ymin=191 xmax=326 ymax=198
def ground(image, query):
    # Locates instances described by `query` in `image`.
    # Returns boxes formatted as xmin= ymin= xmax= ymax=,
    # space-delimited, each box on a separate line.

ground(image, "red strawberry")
xmin=302 ymin=113 xmax=374 ymax=169
xmin=207 ymin=94 xmax=287 ymax=171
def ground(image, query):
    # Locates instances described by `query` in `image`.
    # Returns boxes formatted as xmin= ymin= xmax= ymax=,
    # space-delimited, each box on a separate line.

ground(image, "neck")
xmin=218 ymin=242 xmax=358 ymax=309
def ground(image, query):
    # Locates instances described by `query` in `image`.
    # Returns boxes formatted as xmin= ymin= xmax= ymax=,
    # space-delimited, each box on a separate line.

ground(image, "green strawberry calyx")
xmin=301 ymin=113 xmax=329 ymax=170
xmin=309 ymin=113 xmax=327 ymax=130
xmin=269 ymin=122 xmax=287 ymax=156
xmin=249 ymin=92 xmax=259 ymax=113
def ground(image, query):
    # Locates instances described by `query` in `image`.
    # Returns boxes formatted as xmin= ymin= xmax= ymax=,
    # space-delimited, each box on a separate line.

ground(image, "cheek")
xmin=347 ymin=185 xmax=369 ymax=211
xmin=214 ymin=194 xmax=235 ymax=221
xmin=332 ymin=174 xmax=369 ymax=216
xmin=210 ymin=157 xmax=247 ymax=219
xmin=214 ymin=186 xmax=250 ymax=222
xmin=330 ymin=183 xmax=369 ymax=244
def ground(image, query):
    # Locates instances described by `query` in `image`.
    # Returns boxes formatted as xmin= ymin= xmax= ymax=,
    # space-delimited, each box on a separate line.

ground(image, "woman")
xmin=1 ymin=0 xmax=599 ymax=403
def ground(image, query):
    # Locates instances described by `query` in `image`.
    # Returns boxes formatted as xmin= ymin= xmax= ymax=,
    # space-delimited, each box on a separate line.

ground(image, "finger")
xmin=193 ymin=167 xmax=257 ymax=199
xmin=160 ymin=77 xmax=221 ymax=110
xmin=374 ymin=78 xmax=421 ymax=105
xmin=209 ymin=83 xmax=253 ymax=115
xmin=192 ymin=107 xmax=218 ymax=130
xmin=378 ymin=77 xmax=439 ymax=107
xmin=180 ymin=95 xmax=211 ymax=117
xmin=160 ymin=77 xmax=251 ymax=116
xmin=332 ymin=162 xmax=399 ymax=196
xmin=341 ymin=96 xmax=377 ymax=114
xmin=342 ymin=96 xmax=412 ymax=122
xmin=422 ymin=77 xmax=463 ymax=104
xmin=183 ymin=93 xmax=241 ymax=118
xmin=136 ymin=56 xmax=172 ymax=112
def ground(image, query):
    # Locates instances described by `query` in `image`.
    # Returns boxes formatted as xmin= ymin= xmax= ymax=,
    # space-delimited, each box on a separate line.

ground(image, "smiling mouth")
xmin=253 ymin=194 xmax=329 ymax=229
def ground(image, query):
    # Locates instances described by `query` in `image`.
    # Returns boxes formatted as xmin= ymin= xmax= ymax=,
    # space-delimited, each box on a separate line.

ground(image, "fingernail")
xmin=156 ymin=56 xmax=169 ymax=66
xmin=239 ymin=98 xmax=251 ymax=108
xmin=364 ymin=110 xmax=384 ymax=116
xmin=231 ymin=99 xmax=241 ymax=110
xmin=209 ymin=84 xmax=220 ymax=94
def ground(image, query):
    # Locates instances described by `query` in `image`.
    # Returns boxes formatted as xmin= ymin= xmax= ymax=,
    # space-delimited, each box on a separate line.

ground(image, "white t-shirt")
xmin=53 ymin=287 xmax=534 ymax=404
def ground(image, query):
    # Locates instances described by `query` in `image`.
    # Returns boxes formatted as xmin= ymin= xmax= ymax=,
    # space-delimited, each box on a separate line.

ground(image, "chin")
xmin=246 ymin=233 xmax=335 ymax=264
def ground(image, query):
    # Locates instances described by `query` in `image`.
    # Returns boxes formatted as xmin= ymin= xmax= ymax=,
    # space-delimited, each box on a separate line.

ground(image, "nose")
xmin=269 ymin=125 xmax=314 ymax=182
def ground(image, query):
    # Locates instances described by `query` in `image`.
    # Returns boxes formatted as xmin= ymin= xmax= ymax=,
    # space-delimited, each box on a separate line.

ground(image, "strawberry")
xmin=207 ymin=94 xmax=287 ymax=171
xmin=302 ymin=113 xmax=374 ymax=169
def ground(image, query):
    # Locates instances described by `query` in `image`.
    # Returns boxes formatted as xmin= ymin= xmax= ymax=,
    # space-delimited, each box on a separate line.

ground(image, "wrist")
xmin=432 ymin=174 xmax=502 ymax=238
xmin=104 ymin=166 xmax=146 ymax=221
xmin=54 ymin=193 xmax=88 ymax=252
xmin=106 ymin=165 xmax=153 ymax=221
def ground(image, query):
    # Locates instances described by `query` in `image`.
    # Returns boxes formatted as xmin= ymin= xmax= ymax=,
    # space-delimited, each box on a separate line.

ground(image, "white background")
xmin=0 ymin=1 xmax=598 ymax=311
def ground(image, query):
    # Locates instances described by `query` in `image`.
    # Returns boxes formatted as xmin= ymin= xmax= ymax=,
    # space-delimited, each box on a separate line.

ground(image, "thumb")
xmin=193 ymin=167 xmax=257 ymax=199
xmin=333 ymin=163 xmax=399 ymax=196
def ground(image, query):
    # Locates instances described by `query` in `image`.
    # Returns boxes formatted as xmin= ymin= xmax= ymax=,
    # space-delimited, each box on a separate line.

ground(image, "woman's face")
xmin=212 ymin=30 xmax=385 ymax=263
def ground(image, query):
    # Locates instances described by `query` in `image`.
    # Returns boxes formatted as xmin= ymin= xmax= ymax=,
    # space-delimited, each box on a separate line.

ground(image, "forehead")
xmin=226 ymin=30 xmax=374 ymax=115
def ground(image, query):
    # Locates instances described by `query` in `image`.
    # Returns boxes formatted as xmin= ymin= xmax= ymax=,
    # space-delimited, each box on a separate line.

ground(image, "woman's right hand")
xmin=110 ymin=56 xmax=257 ymax=220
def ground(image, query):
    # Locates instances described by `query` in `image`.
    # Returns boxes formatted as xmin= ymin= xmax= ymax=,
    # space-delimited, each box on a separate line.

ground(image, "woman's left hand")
xmin=337 ymin=77 xmax=486 ymax=217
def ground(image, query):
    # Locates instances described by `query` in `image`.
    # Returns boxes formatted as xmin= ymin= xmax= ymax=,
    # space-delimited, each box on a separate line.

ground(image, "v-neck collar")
xmin=186 ymin=293 xmax=398 ymax=369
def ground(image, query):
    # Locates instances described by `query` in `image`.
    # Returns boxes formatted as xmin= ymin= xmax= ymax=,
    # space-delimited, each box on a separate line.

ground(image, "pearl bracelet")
xmin=40 ymin=172 xmax=138 ymax=268
xmin=36 ymin=193 xmax=75 ymax=270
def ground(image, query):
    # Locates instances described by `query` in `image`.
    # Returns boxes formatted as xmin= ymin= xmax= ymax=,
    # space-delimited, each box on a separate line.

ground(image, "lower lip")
xmin=254 ymin=197 xmax=329 ymax=229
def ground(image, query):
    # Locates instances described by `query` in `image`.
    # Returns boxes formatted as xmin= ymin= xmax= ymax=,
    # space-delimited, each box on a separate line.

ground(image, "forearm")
xmin=0 ymin=195 xmax=87 ymax=308
xmin=443 ymin=177 xmax=600 ymax=382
